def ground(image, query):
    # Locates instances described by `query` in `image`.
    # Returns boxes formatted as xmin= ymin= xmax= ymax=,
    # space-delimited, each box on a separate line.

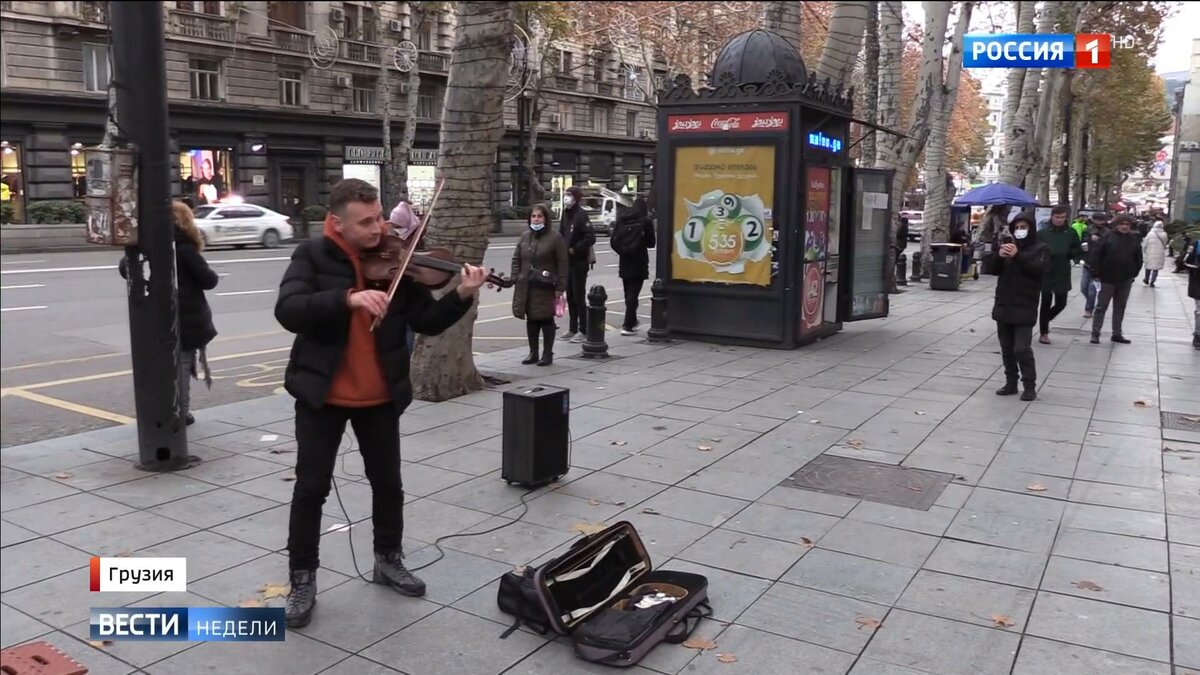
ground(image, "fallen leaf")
xmin=1088 ymin=432 xmax=1102 ymax=437
xmin=1072 ymin=580 xmax=1104 ymax=592
xmin=587 ymin=498 xmax=601 ymax=506
xmin=259 ymin=583 xmax=290 ymax=600
xmin=569 ymin=522 xmax=607 ymax=535
xmin=641 ymin=507 xmax=661 ymax=515
xmin=711 ymin=437 xmax=723 ymax=442
xmin=855 ymin=616 xmax=882 ymax=630
xmin=281 ymin=472 xmax=297 ymax=482
xmin=53 ymin=471 xmax=74 ymax=480
xmin=611 ymin=440 xmax=628 ymax=447
xmin=809 ymin=419 xmax=821 ymax=424
xmin=682 ymin=636 xmax=717 ymax=651
xmin=846 ymin=438 xmax=866 ymax=448
xmin=325 ymin=523 xmax=352 ymax=533
xmin=698 ymin=445 xmax=713 ymax=452
xmin=1183 ymin=415 xmax=1200 ymax=423
xmin=1026 ymin=484 xmax=1047 ymax=492
xmin=991 ymin=614 xmax=1016 ymax=628
xmin=800 ymin=537 xmax=815 ymax=548
xmin=905 ymin=484 xmax=924 ymax=492
xmin=87 ymin=640 xmax=114 ymax=649
xmin=612 ymin=500 xmax=626 ymax=506
xmin=1183 ymin=456 xmax=1195 ymax=461
xmin=269 ymin=447 xmax=294 ymax=454
xmin=728 ymin=538 xmax=747 ymax=549
xmin=915 ymin=411 xmax=927 ymax=416
xmin=1133 ymin=399 xmax=1153 ymax=408
xmin=716 ymin=653 xmax=738 ymax=664
xmin=238 ymin=598 xmax=265 ymax=608
xmin=652 ymin=425 xmax=668 ymax=431
xmin=259 ymin=434 xmax=279 ymax=442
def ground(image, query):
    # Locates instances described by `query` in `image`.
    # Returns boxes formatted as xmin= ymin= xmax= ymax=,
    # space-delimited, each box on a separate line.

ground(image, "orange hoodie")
xmin=322 ymin=216 xmax=391 ymax=408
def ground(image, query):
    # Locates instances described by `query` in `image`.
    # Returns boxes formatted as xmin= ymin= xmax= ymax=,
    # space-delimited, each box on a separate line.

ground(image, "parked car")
xmin=901 ymin=210 xmax=925 ymax=241
xmin=193 ymin=204 xmax=294 ymax=248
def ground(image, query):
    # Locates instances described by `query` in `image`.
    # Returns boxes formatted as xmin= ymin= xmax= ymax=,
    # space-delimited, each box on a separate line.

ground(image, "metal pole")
xmin=111 ymin=1 xmax=190 ymax=471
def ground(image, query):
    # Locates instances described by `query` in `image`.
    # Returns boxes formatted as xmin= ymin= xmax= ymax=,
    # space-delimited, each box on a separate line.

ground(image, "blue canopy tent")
xmin=953 ymin=183 xmax=1038 ymax=207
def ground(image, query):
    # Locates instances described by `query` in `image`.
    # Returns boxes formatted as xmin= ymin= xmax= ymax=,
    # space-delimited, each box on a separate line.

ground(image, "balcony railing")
xmin=341 ymin=39 xmax=380 ymax=64
xmin=170 ymin=9 xmax=235 ymax=42
xmin=270 ymin=26 xmax=311 ymax=54
xmin=418 ymin=51 xmax=449 ymax=74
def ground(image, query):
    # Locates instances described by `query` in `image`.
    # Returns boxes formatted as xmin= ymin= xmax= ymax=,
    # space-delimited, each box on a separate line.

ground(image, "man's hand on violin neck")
xmin=456 ymin=265 xmax=487 ymax=299
xmin=349 ymin=289 xmax=390 ymax=318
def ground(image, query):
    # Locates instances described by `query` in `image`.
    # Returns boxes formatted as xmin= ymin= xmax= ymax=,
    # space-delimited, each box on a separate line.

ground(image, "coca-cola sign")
xmin=667 ymin=112 xmax=789 ymax=134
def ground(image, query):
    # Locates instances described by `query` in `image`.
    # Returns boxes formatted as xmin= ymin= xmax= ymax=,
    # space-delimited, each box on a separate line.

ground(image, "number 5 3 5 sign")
xmin=672 ymin=145 xmax=775 ymax=286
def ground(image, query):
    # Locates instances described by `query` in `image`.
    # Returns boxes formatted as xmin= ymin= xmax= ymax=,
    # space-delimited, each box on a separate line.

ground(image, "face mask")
xmin=530 ymin=222 xmax=544 ymax=231
xmin=1014 ymin=229 xmax=1029 ymax=240
xmin=564 ymin=196 xmax=575 ymax=208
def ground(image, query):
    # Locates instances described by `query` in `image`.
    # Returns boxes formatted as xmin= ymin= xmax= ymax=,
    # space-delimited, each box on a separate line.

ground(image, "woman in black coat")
xmin=119 ymin=201 xmax=219 ymax=424
xmin=614 ymin=196 xmax=656 ymax=335
xmin=990 ymin=213 xmax=1050 ymax=401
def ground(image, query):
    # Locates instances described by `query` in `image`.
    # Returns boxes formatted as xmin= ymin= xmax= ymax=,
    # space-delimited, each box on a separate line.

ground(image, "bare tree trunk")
xmin=920 ymin=2 xmax=973 ymax=277
xmin=816 ymin=1 xmax=870 ymax=85
xmin=409 ymin=0 xmax=515 ymax=401
xmin=1071 ymin=103 xmax=1089 ymax=211
xmin=375 ymin=2 xmax=399 ymax=207
xmin=999 ymin=0 xmax=1050 ymax=186
xmin=763 ymin=1 xmax=803 ymax=55
xmin=396 ymin=4 xmax=429 ymax=202
xmin=862 ymin=0 xmax=880 ymax=167
xmin=1030 ymin=3 xmax=1082 ymax=199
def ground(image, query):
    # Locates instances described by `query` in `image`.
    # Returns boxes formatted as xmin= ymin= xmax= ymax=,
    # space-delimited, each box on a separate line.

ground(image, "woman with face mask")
xmin=511 ymin=204 xmax=569 ymax=365
xmin=989 ymin=213 xmax=1051 ymax=401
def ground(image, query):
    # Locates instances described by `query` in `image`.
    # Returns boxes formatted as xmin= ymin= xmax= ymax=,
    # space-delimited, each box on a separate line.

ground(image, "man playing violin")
xmin=275 ymin=178 xmax=487 ymax=628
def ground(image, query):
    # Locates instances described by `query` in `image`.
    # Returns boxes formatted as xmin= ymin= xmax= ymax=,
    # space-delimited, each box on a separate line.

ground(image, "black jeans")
xmin=1038 ymin=290 xmax=1068 ymax=335
xmin=526 ymin=319 xmax=555 ymax=355
xmin=1144 ymin=268 xmax=1159 ymax=285
xmin=288 ymin=400 xmax=403 ymax=571
xmin=996 ymin=322 xmax=1036 ymax=387
xmin=1091 ymin=279 xmax=1133 ymax=339
xmin=566 ymin=263 xmax=588 ymax=333
xmin=622 ymin=277 xmax=644 ymax=330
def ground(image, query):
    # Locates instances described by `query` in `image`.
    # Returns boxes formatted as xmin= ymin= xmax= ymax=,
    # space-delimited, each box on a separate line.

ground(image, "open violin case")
xmin=497 ymin=521 xmax=710 ymax=667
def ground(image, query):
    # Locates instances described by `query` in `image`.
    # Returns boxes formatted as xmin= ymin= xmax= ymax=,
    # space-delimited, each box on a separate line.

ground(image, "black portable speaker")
xmin=502 ymin=385 xmax=570 ymax=487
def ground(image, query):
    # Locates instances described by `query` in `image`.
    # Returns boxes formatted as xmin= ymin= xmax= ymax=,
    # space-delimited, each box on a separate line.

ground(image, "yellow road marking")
xmin=5 ymin=388 xmax=135 ymax=425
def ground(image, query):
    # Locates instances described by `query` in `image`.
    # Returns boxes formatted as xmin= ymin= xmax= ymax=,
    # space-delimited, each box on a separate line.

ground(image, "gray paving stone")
xmin=52 ymin=509 xmax=197 ymax=557
xmin=722 ymin=502 xmax=840 ymax=544
xmin=1172 ymin=543 xmax=1200 ymax=618
xmin=736 ymin=582 xmax=888 ymax=654
xmin=1011 ymin=412 xmax=1091 ymax=443
xmin=994 ymin=437 xmax=1083 ymax=476
xmin=1026 ymin=591 xmax=1171 ymax=662
xmin=3 ymin=492 xmax=134 ymax=536
xmin=817 ymin=519 xmax=940 ymax=569
xmin=1170 ymin=514 xmax=1200 ymax=547
xmin=399 ymin=421 xmax=501 ymax=462
xmin=945 ymin=508 xmax=1062 ymax=553
xmin=0 ymin=475 xmax=81 ymax=512
xmin=419 ymin=444 xmax=501 ymax=476
xmin=567 ymin=440 xmax=639 ymax=470
xmin=400 ymin=546 xmax=514 ymax=606
xmin=210 ymin=503 xmax=292 ymax=553
xmin=443 ymin=515 xmax=574 ymax=566
xmin=401 ymin=498 xmax=495 ymax=544
xmin=704 ymin=409 xmax=787 ymax=433
xmin=672 ymin=421 xmax=765 ymax=452
xmin=148 ymin=486 xmax=279 ymax=529
xmin=849 ymin=658 xmax=940 ymax=675
xmin=781 ymin=548 xmax=917 ymax=605
xmin=317 ymin=656 xmax=406 ymax=675
xmin=605 ymin=452 xmax=712 ymax=485
xmin=804 ymin=391 xmax=897 ymax=430
xmin=607 ymin=510 xmax=714 ymax=561
xmin=2 ymin=566 xmax=152 ymax=629
xmin=1062 ymin=502 xmax=1167 ymax=540
xmin=758 ymin=485 xmax=861 ymax=517
xmin=146 ymin=630 xmax=348 ymax=675
xmin=552 ymin=471 xmax=666 ymax=509
xmin=177 ymin=453 xmax=289 ymax=486
xmin=21 ymin=629 xmax=141 ymax=675
xmin=632 ymin=487 xmax=748 ymax=528
xmin=1 ymin=602 xmax=52 ymax=649
xmin=398 ymin=460 xmax=480 ymax=496
xmin=91 ymin=472 xmax=221 ymax=512
xmin=895 ymin=569 xmax=1036 ymax=628
xmin=1176 ymin=616 xmax=1200 ymax=669
xmin=1167 ymin=490 xmax=1200 ymax=519
xmin=1079 ymin=443 xmax=1162 ymax=470
xmin=1068 ymin=480 xmax=1165 ymax=513
xmin=499 ymin=490 xmax=629 ymax=531
xmin=978 ymin=465 xmax=1073 ymax=500
xmin=0 ymin=521 xmax=38 ymax=547
xmin=1040 ymin=555 xmax=1171 ymax=612
xmin=672 ymin=624 xmax=854 ymax=675
xmin=933 ymin=482 xmax=974 ymax=509
xmin=0 ymin=538 xmax=89 ymax=591
xmin=0 ymin=443 xmax=112 ymax=475
xmin=1012 ymin=636 xmax=1171 ymax=675
xmin=677 ymin=466 xmax=786 ymax=501
xmin=861 ymin=609 xmax=1020 ymax=675
xmin=677 ymin=528 xmax=808 ymax=581
xmin=1053 ymin=528 xmax=1169 ymax=572
xmin=186 ymin=552 xmax=323 ymax=608
xmin=362 ymin=607 xmax=547 ymax=675
xmin=293 ymin=580 xmax=440 ymax=652
xmin=1074 ymin=458 xmax=1164 ymax=490
xmin=924 ymin=539 xmax=1049 ymax=588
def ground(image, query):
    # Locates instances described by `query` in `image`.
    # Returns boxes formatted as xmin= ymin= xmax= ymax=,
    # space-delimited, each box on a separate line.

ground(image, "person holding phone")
xmin=989 ymin=214 xmax=1050 ymax=401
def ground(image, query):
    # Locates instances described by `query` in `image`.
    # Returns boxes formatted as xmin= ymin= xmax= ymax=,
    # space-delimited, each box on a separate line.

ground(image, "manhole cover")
xmin=781 ymin=455 xmax=953 ymax=511
xmin=1163 ymin=412 xmax=1200 ymax=432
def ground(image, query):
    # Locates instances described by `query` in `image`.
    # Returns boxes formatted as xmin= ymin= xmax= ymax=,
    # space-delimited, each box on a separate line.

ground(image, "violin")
xmin=361 ymin=236 xmax=513 ymax=291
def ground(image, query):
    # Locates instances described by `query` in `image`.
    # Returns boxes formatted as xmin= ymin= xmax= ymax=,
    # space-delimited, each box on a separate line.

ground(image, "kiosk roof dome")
xmin=710 ymin=29 xmax=807 ymax=87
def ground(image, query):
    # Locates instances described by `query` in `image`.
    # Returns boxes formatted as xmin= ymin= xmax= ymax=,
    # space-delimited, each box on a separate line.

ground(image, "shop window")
xmin=189 ymin=58 xmax=222 ymax=101
xmin=82 ymin=43 xmax=111 ymax=93
xmin=279 ymin=68 xmax=303 ymax=106
xmin=71 ymin=143 xmax=87 ymax=198
xmin=1 ymin=141 xmax=24 ymax=223
xmin=180 ymin=148 xmax=233 ymax=205
xmin=352 ymin=75 xmax=375 ymax=113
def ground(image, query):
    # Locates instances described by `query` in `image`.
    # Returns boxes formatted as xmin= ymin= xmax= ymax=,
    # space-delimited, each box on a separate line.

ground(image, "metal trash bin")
xmin=929 ymin=243 xmax=963 ymax=291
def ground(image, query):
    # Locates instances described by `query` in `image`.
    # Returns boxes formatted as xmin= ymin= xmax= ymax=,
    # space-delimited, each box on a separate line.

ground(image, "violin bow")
xmin=370 ymin=177 xmax=446 ymax=331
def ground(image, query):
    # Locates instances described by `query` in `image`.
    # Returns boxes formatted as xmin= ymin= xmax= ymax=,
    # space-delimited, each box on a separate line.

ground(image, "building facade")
xmin=0 ymin=1 xmax=659 ymax=225
xmin=1169 ymin=38 xmax=1200 ymax=223
xmin=977 ymin=85 xmax=1006 ymax=186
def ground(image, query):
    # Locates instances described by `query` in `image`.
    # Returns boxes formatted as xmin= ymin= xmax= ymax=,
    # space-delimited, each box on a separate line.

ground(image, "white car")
xmin=193 ymin=204 xmax=293 ymax=248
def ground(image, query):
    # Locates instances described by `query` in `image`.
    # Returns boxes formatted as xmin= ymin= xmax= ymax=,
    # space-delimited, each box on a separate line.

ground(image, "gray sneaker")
xmin=374 ymin=551 xmax=426 ymax=597
xmin=558 ymin=331 xmax=576 ymax=341
xmin=570 ymin=333 xmax=585 ymax=343
xmin=285 ymin=569 xmax=317 ymax=628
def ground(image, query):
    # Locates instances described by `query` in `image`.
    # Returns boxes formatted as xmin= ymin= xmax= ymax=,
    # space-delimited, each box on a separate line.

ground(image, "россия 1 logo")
xmin=963 ymin=34 xmax=1111 ymax=69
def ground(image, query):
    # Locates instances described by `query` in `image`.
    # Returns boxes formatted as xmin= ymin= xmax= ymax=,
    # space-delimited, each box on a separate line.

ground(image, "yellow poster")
xmin=672 ymin=145 xmax=775 ymax=286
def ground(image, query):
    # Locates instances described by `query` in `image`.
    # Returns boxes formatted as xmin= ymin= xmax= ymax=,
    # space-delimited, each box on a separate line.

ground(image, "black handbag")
xmin=528 ymin=267 xmax=557 ymax=288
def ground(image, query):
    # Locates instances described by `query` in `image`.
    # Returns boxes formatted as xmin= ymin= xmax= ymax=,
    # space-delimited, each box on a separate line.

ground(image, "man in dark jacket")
xmin=1089 ymin=214 xmax=1142 ymax=344
xmin=613 ymin=195 xmax=656 ymax=335
xmin=1185 ymin=238 xmax=1200 ymax=350
xmin=275 ymin=179 xmax=486 ymax=628
xmin=1079 ymin=213 xmax=1109 ymax=318
xmin=1037 ymin=205 xmax=1083 ymax=344
xmin=558 ymin=185 xmax=595 ymax=343
xmin=990 ymin=214 xmax=1050 ymax=401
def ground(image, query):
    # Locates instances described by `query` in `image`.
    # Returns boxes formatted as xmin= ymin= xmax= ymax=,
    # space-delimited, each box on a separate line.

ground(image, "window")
xmin=177 ymin=1 xmax=221 ymax=15
xmin=415 ymin=20 xmax=433 ymax=50
xmin=341 ymin=3 xmax=361 ymax=40
xmin=592 ymin=53 xmax=605 ymax=83
xmin=627 ymin=111 xmax=638 ymax=137
xmin=188 ymin=58 xmax=221 ymax=100
xmin=556 ymin=101 xmax=572 ymax=130
xmin=361 ymin=5 xmax=376 ymax=43
xmin=70 ymin=143 xmax=87 ymax=197
xmin=559 ymin=50 xmax=573 ymax=75
xmin=352 ymin=75 xmax=375 ymax=113
xmin=591 ymin=107 xmax=609 ymax=135
xmin=279 ymin=69 xmax=303 ymax=106
xmin=268 ymin=0 xmax=305 ymax=29
xmin=82 ymin=44 xmax=111 ymax=93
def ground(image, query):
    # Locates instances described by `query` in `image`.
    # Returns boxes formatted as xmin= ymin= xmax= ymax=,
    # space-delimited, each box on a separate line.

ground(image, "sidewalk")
xmin=2 ymin=268 xmax=1197 ymax=675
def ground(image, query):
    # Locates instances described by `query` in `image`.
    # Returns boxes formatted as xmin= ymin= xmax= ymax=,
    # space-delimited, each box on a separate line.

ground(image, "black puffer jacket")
xmin=559 ymin=190 xmax=595 ymax=266
xmin=991 ymin=233 xmax=1050 ymax=326
xmin=274 ymin=236 xmax=472 ymax=412
xmin=1092 ymin=229 xmax=1143 ymax=284
xmin=614 ymin=200 xmax=656 ymax=281
xmin=118 ymin=229 xmax=218 ymax=350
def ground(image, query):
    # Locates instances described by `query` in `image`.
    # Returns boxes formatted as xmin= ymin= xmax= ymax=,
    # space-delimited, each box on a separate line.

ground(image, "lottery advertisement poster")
xmin=672 ymin=145 xmax=775 ymax=286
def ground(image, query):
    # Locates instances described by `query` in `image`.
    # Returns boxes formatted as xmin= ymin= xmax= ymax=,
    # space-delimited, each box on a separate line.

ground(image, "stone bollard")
xmin=647 ymin=278 xmax=670 ymax=343
xmin=896 ymin=253 xmax=908 ymax=287
xmin=581 ymin=285 xmax=609 ymax=359
xmin=910 ymin=250 xmax=923 ymax=282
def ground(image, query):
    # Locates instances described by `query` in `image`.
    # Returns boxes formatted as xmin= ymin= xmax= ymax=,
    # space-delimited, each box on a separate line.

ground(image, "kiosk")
xmin=655 ymin=30 xmax=896 ymax=349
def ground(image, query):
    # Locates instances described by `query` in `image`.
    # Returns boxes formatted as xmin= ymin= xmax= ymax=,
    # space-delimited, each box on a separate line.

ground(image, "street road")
xmin=0 ymin=236 xmax=651 ymax=447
